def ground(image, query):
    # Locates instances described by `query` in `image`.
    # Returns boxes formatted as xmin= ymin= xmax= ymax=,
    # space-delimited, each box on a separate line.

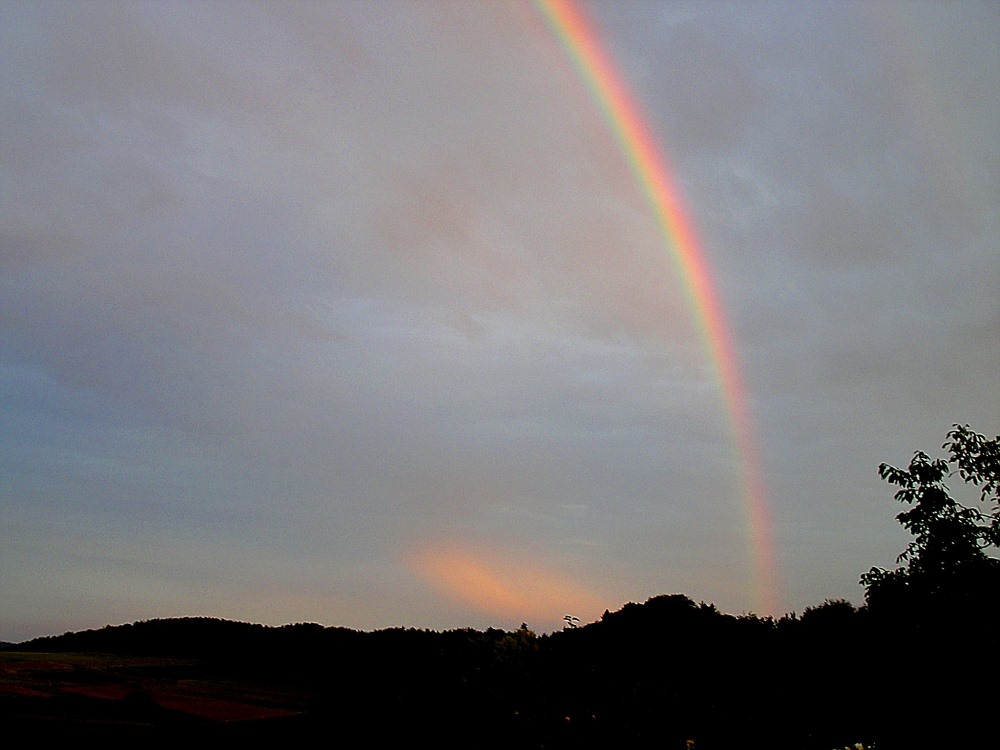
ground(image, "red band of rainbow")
xmin=536 ymin=0 xmax=778 ymax=615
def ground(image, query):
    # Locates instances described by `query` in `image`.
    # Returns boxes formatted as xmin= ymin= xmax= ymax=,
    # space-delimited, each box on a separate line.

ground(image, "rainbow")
xmin=535 ymin=0 xmax=778 ymax=615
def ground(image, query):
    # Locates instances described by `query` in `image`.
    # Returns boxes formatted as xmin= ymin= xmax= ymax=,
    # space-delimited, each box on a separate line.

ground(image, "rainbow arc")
xmin=536 ymin=0 xmax=777 ymax=615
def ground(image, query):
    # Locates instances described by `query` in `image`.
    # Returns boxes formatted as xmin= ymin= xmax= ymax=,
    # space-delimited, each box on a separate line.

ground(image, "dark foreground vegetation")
xmin=3 ymin=426 xmax=996 ymax=749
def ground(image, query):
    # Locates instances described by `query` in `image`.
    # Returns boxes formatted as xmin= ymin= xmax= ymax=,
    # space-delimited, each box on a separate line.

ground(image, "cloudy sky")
xmin=2 ymin=0 xmax=997 ymax=641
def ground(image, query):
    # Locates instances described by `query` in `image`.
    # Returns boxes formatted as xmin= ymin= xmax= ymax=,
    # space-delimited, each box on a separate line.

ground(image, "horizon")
xmin=5 ymin=589 xmax=853 ymax=645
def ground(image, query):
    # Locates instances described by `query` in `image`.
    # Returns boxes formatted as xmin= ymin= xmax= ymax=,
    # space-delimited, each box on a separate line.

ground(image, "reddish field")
xmin=0 ymin=652 xmax=306 ymax=726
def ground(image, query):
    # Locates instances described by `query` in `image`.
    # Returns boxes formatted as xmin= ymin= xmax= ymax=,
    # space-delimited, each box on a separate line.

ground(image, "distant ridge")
xmin=3 ymin=594 xmax=987 ymax=748
xmin=16 ymin=616 xmax=353 ymax=659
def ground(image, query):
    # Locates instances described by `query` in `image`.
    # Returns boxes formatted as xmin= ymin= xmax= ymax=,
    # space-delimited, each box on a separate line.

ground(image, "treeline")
xmin=8 ymin=426 xmax=998 ymax=748
xmin=11 ymin=591 xmax=993 ymax=749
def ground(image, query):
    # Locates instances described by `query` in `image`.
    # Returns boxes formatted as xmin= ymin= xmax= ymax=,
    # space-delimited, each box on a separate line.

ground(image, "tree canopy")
xmin=861 ymin=424 xmax=1000 ymax=611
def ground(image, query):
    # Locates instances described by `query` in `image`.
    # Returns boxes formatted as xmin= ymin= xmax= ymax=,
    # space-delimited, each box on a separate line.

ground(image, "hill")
xmin=0 ymin=596 xmax=905 ymax=747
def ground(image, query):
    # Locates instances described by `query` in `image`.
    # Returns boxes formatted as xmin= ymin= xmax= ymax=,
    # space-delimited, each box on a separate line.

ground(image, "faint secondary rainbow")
xmin=535 ymin=0 xmax=778 ymax=615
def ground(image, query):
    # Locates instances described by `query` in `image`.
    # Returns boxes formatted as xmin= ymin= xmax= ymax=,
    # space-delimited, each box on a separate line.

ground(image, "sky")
xmin=2 ymin=0 xmax=997 ymax=642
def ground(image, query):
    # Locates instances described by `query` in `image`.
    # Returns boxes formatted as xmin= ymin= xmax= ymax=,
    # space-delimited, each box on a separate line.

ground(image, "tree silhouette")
xmin=857 ymin=426 xmax=999 ymax=748
xmin=861 ymin=424 xmax=1000 ymax=610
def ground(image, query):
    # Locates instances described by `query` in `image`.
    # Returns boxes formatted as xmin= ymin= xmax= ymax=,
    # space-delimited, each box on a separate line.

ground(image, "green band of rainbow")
xmin=536 ymin=0 xmax=778 ymax=615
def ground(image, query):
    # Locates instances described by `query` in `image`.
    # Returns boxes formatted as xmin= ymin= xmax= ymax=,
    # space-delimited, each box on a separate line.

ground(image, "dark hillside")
xmin=4 ymin=599 xmax=871 ymax=749
xmin=7 ymin=588 xmax=995 ymax=748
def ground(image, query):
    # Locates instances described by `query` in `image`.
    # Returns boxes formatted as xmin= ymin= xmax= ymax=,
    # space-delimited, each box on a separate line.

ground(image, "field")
xmin=0 ymin=651 xmax=309 ymax=738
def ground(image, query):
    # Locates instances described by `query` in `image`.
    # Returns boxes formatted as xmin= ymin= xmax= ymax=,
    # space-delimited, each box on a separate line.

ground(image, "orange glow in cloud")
xmin=409 ymin=543 xmax=608 ymax=628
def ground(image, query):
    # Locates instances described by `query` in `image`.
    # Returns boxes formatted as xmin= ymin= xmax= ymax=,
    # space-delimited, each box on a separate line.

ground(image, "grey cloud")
xmin=1 ymin=1 xmax=996 ymax=640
